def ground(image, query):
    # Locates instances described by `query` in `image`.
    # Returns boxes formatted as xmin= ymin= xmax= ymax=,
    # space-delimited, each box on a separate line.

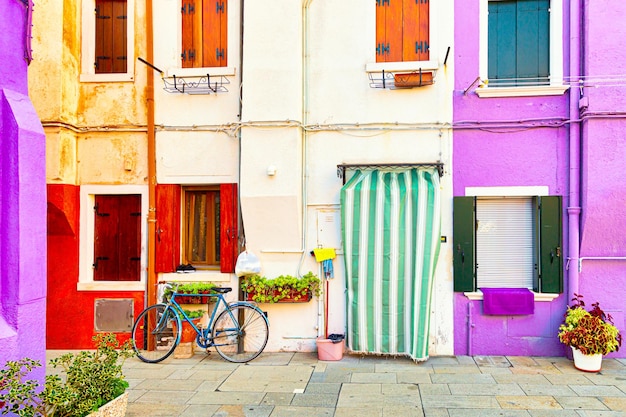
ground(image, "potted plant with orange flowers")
xmin=558 ymin=294 xmax=622 ymax=372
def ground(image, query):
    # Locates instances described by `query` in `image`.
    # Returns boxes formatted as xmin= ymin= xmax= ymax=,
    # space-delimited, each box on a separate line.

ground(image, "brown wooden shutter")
xmin=94 ymin=195 xmax=140 ymax=281
xmin=155 ymin=184 xmax=181 ymax=273
xmin=403 ymin=0 xmax=429 ymax=61
xmin=376 ymin=0 xmax=429 ymax=63
xmin=95 ymin=0 xmax=127 ymax=73
xmin=181 ymin=0 xmax=196 ymax=67
xmin=203 ymin=0 xmax=227 ymax=67
xmin=219 ymin=183 xmax=238 ymax=273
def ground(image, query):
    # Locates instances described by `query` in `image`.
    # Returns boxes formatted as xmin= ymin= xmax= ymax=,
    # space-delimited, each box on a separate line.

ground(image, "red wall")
xmin=47 ymin=184 xmax=145 ymax=349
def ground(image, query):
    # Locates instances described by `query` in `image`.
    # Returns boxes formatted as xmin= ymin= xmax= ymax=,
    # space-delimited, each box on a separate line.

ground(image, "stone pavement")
xmin=50 ymin=350 xmax=626 ymax=417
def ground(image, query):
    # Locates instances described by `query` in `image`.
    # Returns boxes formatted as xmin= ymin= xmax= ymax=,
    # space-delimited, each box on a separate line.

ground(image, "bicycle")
xmin=131 ymin=283 xmax=269 ymax=363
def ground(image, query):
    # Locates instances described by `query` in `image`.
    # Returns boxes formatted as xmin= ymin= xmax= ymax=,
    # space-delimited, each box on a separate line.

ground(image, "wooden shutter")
xmin=94 ymin=195 xmax=140 ymax=281
xmin=536 ymin=196 xmax=562 ymax=293
xmin=182 ymin=0 xmax=227 ymax=68
xmin=95 ymin=0 xmax=127 ymax=73
xmin=489 ymin=0 xmax=549 ymax=85
xmin=376 ymin=0 xmax=429 ymax=63
xmin=220 ymin=183 xmax=238 ymax=273
xmin=403 ymin=0 xmax=429 ymax=61
xmin=488 ymin=1 xmax=517 ymax=83
xmin=203 ymin=0 xmax=227 ymax=67
xmin=516 ymin=0 xmax=549 ymax=84
xmin=181 ymin=0 xmax=196 ymax=67
xmin=453 ymin=197 xmax=476 ymax=292
xmin=155 ymin=184 xmax=181 ymax=273
xmin=376 ymin=0 xmax=402 ymax=62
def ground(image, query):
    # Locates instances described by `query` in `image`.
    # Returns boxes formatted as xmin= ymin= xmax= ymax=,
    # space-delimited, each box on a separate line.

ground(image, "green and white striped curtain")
xmin=340 ymin=168 xmax=441 ymax=361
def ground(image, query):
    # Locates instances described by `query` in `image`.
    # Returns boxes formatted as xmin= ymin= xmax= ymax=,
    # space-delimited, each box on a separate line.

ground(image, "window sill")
xmin=365 ymin=60 xmax=439 ymax=74
xmin=464 ymin=290 xmax=559 ymax=302
xmin=77 ymin=282 xmax=144 ymax=292
xmin=160 ymin=271 xmax=232 ymax=282
xmin=80 ymin=73 xmax=135 ymax=83
xmin=476 ymin=85 xmax=569 ymax=98
xmin=165 ymin=66 xmax=236 ymax=78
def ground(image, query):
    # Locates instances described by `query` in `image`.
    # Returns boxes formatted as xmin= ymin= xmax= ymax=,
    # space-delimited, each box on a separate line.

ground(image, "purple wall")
xmin=453 ymin=0 xmax=625 ymax=358
xmin=0 ymin=0 xmax=47 ymax=381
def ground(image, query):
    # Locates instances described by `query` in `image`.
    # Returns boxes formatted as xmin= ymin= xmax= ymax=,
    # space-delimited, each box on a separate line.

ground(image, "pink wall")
xmin=452 ymin=0 xmax=625 ymax=357
xmin=0 ymin=0 xmax=47 ymax=380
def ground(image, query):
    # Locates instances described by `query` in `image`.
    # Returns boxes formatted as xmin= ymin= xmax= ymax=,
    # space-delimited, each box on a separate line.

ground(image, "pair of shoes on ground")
xmin=176 ymin=264 xmax=196 ymax=273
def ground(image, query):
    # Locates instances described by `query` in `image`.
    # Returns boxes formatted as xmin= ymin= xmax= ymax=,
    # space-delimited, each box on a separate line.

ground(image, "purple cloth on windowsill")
xmin=481 ymin=288 xmax=535 ymax=315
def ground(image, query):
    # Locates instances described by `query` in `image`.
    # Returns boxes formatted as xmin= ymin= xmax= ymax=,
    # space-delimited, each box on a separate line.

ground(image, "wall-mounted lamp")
xmin=267 ymin=165 xmax=277 ymax=176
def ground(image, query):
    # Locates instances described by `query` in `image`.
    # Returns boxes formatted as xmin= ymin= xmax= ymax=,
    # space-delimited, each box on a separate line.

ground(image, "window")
xmin=488 ymin=0 xmax=549 ymax=86
xmin=95 ymin=0 xmax=128 ymax=73
xmin=183 ymin=187 xmax=220 ymax=267
xmin=81 ymin=0 xmax=135 ymax=81
xmin=181 ymin=0 xmax=227 ymax=68
xmin=453 ymin=195 xmax=562 ymax=293
xmin=478 ymin=0 xmax=566 ymax=96
xmin=93 ymin=194 xmax=141 ymax=281
xmin=376 ymin=0 xmax=429 ymax=63
xmin=78 ymin=185 xmax=147 ymax=291
xmin=155 ymin=183 xmax=238 ymax=273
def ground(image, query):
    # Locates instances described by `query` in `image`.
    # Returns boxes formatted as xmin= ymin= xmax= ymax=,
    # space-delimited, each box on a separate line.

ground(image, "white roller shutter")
xmin=476 ymin=197 xmax=535 ymax=289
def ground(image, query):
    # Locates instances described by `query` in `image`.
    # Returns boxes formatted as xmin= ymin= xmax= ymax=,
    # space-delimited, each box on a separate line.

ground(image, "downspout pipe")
xmin=146 ymin=0 xmax=157 ymax=308
xmin=567 ymin=0 xmax=582 ymax=304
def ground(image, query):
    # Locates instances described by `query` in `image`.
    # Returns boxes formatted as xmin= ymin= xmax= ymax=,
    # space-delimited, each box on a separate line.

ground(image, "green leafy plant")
xmin=0 ymin=333 xmax=135 ymax=417
xmin=163 ymin=282 xmax=219 ymax=304
xmin=241 ymin=272 xmax=321 ymax=303
xmin=558 ymin=294 xmax=623 ymax=356
xmin=180 ymin=308 xmax=205 ymax=320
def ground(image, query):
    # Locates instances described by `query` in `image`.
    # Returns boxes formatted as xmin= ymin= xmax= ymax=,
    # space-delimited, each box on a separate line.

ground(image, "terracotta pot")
xmin=572 ymin=347 xmax=603 ymax=372
xmin=172 ymin=318 xmax=201 ymax=343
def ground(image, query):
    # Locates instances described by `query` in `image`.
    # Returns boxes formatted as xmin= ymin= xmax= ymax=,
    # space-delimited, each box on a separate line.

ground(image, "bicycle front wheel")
xmin=132 ymin=304 xmax=181 ymax=363
xmin=212 ymin=304 xmax=269 ymax=363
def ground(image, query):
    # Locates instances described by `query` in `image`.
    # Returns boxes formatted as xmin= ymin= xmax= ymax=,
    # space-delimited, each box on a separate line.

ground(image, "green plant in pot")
xmin=241 ymin=272 xmax=321 ymax=303
xmin=0 ymin=333 xmax=134 ymax=417
xmin=174 ymin=309 xmax=206 ymax=343
xmin=163 ymin=282 xmax=218 ymax=304
xmin=558 ymin=293 xmax=622 ymax=371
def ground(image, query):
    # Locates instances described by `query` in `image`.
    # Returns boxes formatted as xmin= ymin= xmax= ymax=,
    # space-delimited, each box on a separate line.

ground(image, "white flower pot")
xmin=571 ymin=347 xmax=603 ymax=372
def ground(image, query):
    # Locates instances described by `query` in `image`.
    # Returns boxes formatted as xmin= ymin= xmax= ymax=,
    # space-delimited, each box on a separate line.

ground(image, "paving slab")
xmin=46 ymin=350 xmax=626 ymax=416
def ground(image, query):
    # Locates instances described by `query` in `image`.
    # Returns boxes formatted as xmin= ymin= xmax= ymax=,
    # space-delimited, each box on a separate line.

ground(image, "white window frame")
xmin=476 ymin=0 xmax=568 ymax=97
xmin=80 ymin=0 xmax=135 ymax=82
xmin=78 ymin=185 xmax=148 ymax=291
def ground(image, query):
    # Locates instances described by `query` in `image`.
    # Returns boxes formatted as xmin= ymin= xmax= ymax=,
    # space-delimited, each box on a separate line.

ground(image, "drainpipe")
xmin=301 ymin=0 xmax=319 ymax=336
xmin=567 ymin=0 xmax=582 ymax=303
xmin=146 ymin=0 xmax=157 ymax=308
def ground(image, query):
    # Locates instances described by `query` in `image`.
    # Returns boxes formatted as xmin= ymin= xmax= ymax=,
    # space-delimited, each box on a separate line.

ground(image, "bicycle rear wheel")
xmin=132 ymin=304 xmax=181 ymax=363
xmin=212 ymin=304 xmax=269 ymax=363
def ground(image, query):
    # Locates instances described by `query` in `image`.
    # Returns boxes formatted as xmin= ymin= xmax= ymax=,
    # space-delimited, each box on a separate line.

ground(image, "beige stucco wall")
xmin=29 ymin=0 xmax=148 ymax=185
xmin=152 ymin=0 xmax=455 ymax=354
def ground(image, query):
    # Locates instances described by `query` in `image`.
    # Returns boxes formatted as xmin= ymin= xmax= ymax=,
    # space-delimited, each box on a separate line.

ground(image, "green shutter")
xmin=517 ymin=0 xmax=549 ymax=84
xmin=453 ymin=197 xmax=476 ymax=292
xmin=537 ymin=196 xmax=563 ymax=293
xmin=489 ymin=0 xmax=549 ymax=85
xmin=488 ymin=1 xmax=517 ymax=83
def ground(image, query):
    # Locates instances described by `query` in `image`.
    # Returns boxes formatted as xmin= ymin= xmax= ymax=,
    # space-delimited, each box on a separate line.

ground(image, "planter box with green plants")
xmin=163 ymin=282 xmax=220 ymax=304
xmin=0 ymin=333 xmax=134 ymax=417
xmin=241 ymin=272 xmax=321 ymax=303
